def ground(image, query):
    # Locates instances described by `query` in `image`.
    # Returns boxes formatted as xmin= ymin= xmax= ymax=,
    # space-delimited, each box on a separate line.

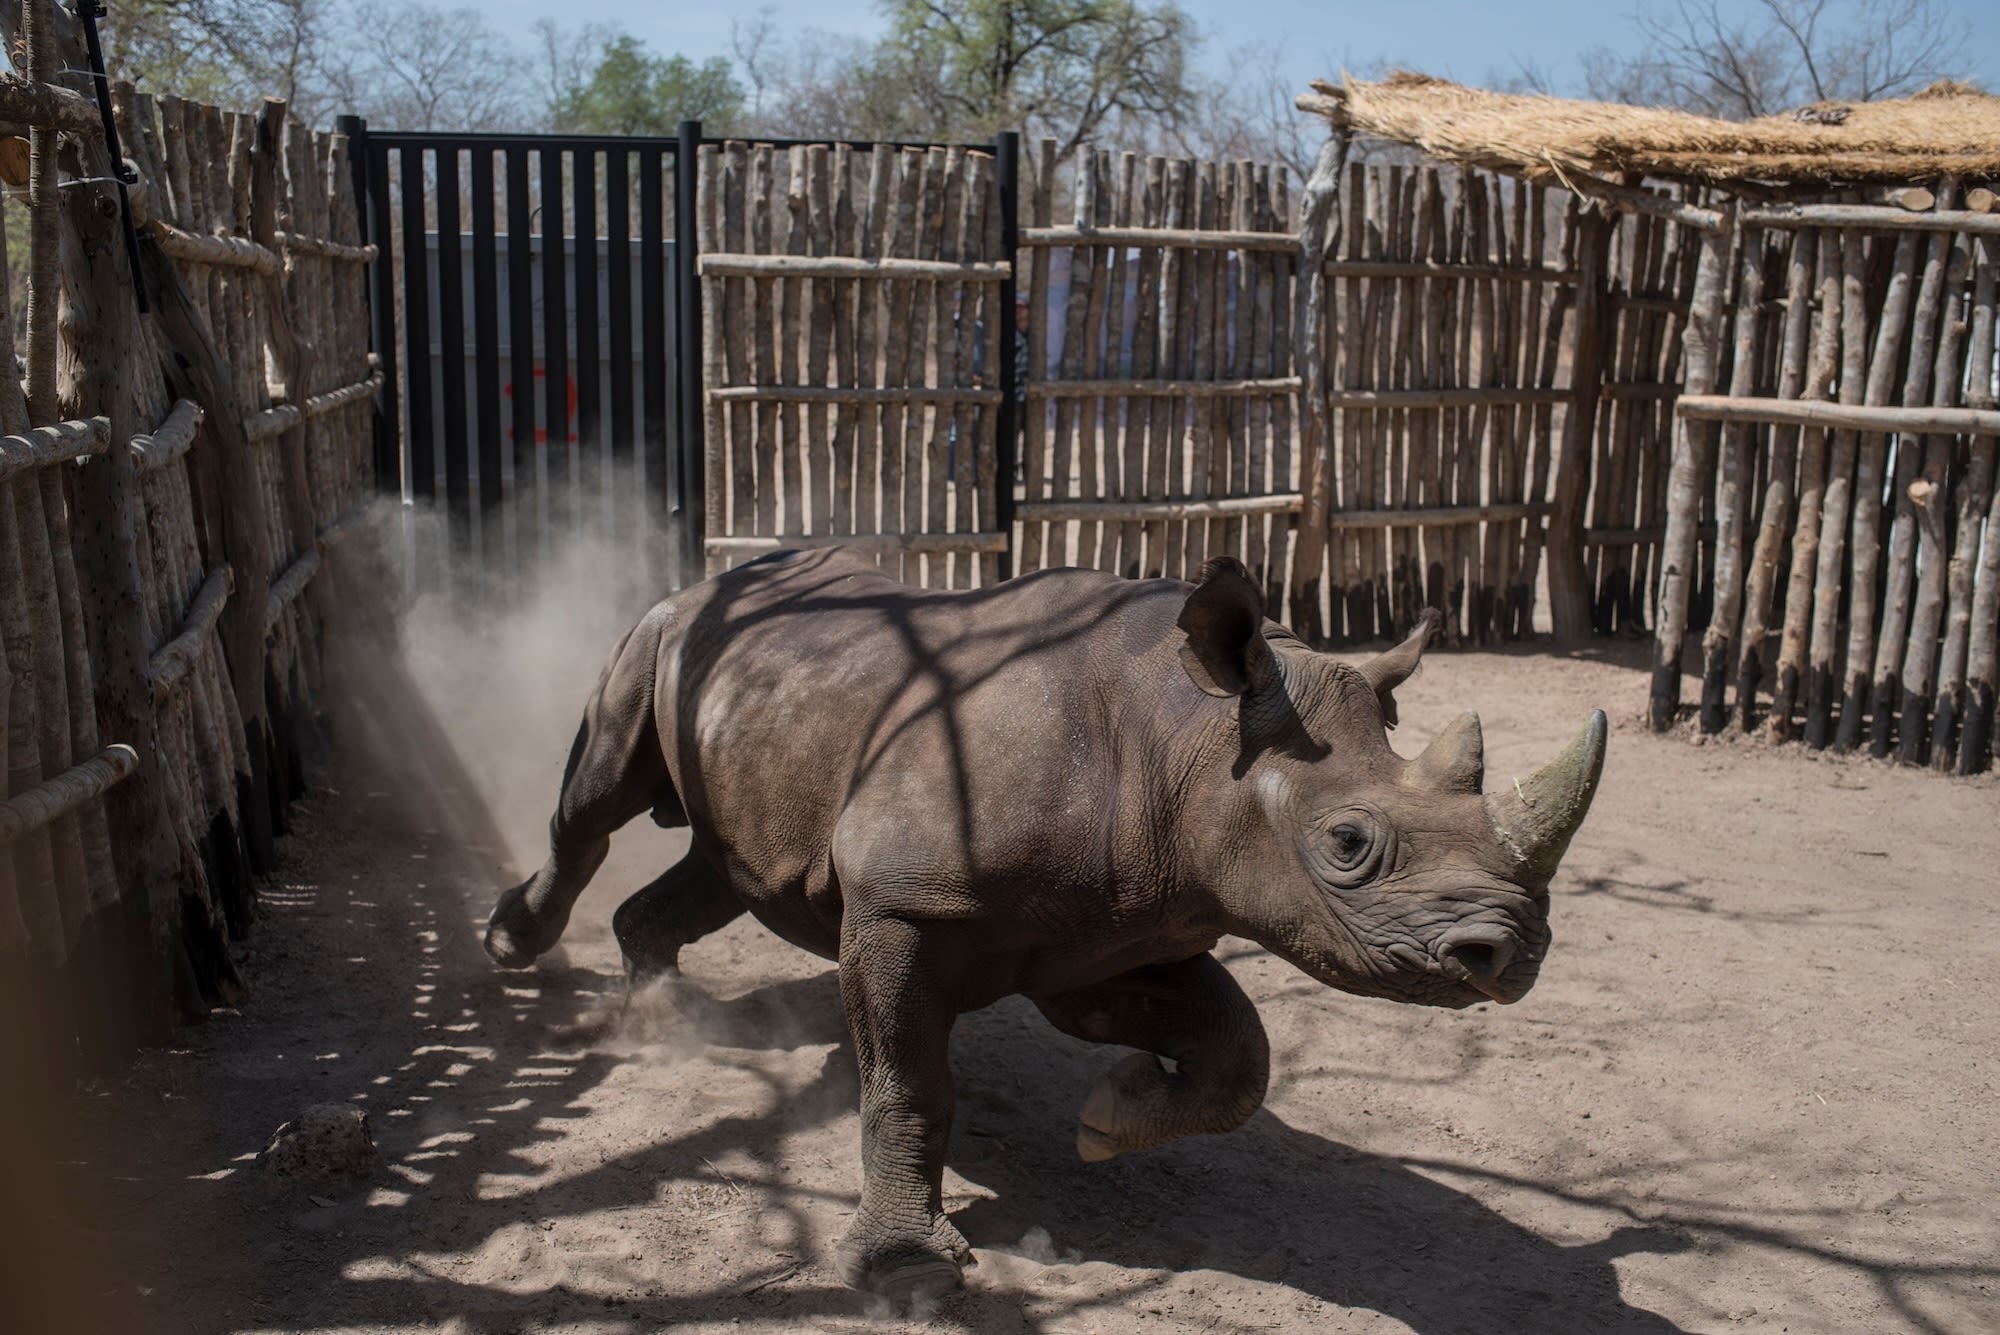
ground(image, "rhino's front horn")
xmin=1484 ymin=710 xmax=1608 ymax=887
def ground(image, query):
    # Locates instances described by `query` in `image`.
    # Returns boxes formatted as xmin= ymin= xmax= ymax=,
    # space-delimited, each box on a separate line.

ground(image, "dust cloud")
xmin=322 ymin=492 xmax=688 ymax=910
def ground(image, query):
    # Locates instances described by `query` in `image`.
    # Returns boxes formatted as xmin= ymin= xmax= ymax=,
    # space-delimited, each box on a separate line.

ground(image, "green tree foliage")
xmin=551 ymin=34 xmax=746 ymax=136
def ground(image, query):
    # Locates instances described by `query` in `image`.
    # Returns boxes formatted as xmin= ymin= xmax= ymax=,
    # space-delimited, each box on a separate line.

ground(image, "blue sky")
xmin=479 ymin=0 xmax=2000 ymax=105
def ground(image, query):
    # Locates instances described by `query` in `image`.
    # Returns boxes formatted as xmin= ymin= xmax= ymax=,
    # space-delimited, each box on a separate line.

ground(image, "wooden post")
xmin=1866 ymin=203 xmax=1957 ymax=757
xmin=1698 ymin=229 xmax=1767 ymax=731
xmin=136 ymin=232 xmax=278 ymax=866
xmin=1966 ymin=456 xmax=2000 ymax=774
xmin=60 ymin=123 xmax=187 ymax=1038
xmin=1648 ymin=209 xmax=1733 ymax=731
xmin=1735 ymin=226 xmax=1816 ymax=729
xmin=1803 ymin=229 xmax=1874 ymax=750
xmin=1935 ymin=235 xmax=1997 ymax=769
xmin=1894 ymin=222 xmax=1972 ymax=765
xmin=251 ymin=99 xmax=320 ymax=600
xmin=1769 ymin=230 xmax=1844 ymax=735
xmin=1288 ymin=129 xmax=1352 ymax=639
xmin=1832 ymin=229 xmax=1923 ymax=752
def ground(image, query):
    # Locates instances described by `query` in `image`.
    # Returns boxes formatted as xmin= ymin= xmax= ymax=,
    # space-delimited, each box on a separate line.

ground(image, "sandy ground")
xmin=28 ymin=632 xmax=2000 ymax=1335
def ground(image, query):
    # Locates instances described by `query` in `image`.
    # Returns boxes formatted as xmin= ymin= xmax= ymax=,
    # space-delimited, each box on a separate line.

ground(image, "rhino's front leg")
xmin=833 ymin=915 xmax=971 ymax=1302
xmin=1033 ymin=951 xmax=1271 ymax=1162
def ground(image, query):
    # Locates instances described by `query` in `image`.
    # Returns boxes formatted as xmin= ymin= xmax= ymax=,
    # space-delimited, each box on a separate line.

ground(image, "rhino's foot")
xmin=1076 ymin=1051 xmax=1165 ymax=1162
xmin=1075 ymin=1050 xmax=1265 ymax=1162
xmin=834 ymin=1213 xmax=972 ymax=1307
xmin=483 ymin=879 xmax=569 ymax=970
xmin=610 ymin=855 xmax=747 ymax=986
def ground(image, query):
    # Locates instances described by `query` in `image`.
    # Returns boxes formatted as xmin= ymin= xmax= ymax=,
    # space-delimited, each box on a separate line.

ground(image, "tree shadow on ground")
xmin=78 ymin=845 xmax=1997 ymax=1335
xmin=163 ymin=897 xmax=1699 ymax=1335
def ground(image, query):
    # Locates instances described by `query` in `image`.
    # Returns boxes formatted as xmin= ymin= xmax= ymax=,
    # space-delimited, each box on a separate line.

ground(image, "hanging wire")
xmin=74 ymin=0 xmax=149 ymax=314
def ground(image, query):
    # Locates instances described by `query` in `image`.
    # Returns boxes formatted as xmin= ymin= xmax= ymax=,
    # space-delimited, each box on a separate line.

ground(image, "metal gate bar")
xmin=504 ymin=147 xmax=534 ymax=567
xmin=351 ymin=127 xmax=690 ymax=587
xmin=538 ymin=143 xmax=570 ymax=536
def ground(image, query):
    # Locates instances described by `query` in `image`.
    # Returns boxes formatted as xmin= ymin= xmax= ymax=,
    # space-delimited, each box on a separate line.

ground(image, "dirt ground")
xmin=30 ymin=633 xmax=2000 ymax=1335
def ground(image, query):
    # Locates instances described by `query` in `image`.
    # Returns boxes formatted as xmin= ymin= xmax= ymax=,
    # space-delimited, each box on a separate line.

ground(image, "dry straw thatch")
xmin=1297 ymin=72 xmax=2000 ymax=186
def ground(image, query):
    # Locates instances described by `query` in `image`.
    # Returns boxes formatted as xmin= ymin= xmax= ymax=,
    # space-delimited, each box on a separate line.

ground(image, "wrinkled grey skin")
xmin=485 ymin=549 xmax=1607 ymax=1304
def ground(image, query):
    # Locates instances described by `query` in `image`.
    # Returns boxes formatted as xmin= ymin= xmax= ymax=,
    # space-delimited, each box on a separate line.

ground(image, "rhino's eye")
xmin=1330 ymin=824 xmax=1370 ymax=866
xmin=1310 ymin=808 xmax=1391 ymax=889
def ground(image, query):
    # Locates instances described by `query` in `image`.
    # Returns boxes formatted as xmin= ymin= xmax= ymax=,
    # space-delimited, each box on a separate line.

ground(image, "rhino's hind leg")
xmin=486 ymin=619 xmax=673 ymax=969
xmin=832 ymin=917 xmax=973 ymax=1304
xmin=610 ymin=852 xmax=744 ymax=984
xmin=1032 ymin=952 xmax=1270 ymax=1163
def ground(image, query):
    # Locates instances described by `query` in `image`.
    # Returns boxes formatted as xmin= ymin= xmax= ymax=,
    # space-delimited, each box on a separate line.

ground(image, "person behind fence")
xmin=946 ymin=294 xmax=1030 ymax=484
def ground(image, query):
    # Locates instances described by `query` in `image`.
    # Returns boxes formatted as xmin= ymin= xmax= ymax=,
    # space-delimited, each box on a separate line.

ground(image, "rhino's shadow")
xmin=937 ymin=998 xmax=1690 ymax=1334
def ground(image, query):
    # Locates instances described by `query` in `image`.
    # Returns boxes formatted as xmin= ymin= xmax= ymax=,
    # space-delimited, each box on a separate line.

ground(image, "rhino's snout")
xmin=1434 ymin=921 xmax=1536 ymax=1004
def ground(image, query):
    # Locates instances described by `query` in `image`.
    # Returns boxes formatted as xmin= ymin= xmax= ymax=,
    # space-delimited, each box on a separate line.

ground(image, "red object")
xmin=502 ymin=366 xmax=578 ymax=444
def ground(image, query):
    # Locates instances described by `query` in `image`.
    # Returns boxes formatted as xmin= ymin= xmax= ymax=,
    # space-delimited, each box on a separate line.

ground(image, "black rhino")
xmin=485 ymin=550 xmax=1607 ymax=1301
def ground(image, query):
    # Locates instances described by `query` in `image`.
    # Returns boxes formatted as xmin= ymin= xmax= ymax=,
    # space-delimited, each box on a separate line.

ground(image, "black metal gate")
xmin=344 ymin=119 xmax=706 ymax=585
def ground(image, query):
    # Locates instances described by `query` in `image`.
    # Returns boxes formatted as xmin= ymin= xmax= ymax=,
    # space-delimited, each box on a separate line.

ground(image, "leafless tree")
xmin=323 ymin=2 xmax=526 ymax=133
xmin=1582 ymin=0 xmax=1969 ymax=119
xmin=531 ymin=19 xmax=618 ymax=131
xmin=1170 ymin=42 xmax=1325 ymax=181
xmin=730 ymin=7 xmax=782 ymax=130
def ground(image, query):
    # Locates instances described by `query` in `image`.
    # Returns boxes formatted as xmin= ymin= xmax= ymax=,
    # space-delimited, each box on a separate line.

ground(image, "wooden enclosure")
xmin=11 ymin=53 xmax=1994 ymax=1071
xmin=0 ymin=7 xmax=374 ymax=1065
xmin=1650 ymin=201 xmax=2000 ymax=771
xmin=695 ymin=140 xmax=1009 ymax=588
xmin=1013 ymin=143 xmax=1301 ymax=614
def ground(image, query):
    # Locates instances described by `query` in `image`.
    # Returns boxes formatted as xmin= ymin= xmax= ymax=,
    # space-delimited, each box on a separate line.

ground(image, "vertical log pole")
xmin=1736 ymin=226 xmax=1816 ymax=728
xmin=1895 ymin=218 xmax=1972 ymax=765
xmin=1957 ymin=234 xmax=2000 ymax=774
xmin=1770 ymin=230 xmax=1844 ymax=736
xmin=993 ymin=131 xmax=1019 ymax=579
xmin=1936 ymin=236 xmax=1996 ymax=770
xmin=137 ymin=234 xmax=278 ymax=866
xmin=1699 ymin=227 xmax=1766 ymax=731
xmin=61 ymin=127 xmax=187 ymax=1040
xmin=1831 ymin=229 xmax=1922 ymax=751
xmin=1289 ymin=131 xmax=1345 ymax=642
xmin=0 ymin=214 xmax=62 ymax=971
xmin=1857 ymin=218 xmax=1950 ymax=754
xmin=1550 ymin=209 xmax=1609 ymax=639
xmin=676 ymin=120 xmax=707 ymax=585
xmin=1648 ymin=209 xmax=1731 ymax=731
xmin=1803 ymin=229 xmax=1874 ymax=751
xmin=252 ymin=100 xmax=320 ymax=608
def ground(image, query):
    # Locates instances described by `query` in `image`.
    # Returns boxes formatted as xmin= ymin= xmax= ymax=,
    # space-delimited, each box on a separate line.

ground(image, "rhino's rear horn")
xmin=1407 ymin=710 xmax=1484 ymax=793
xmin=1357 ymin=609 xmax=1441 ymax=727
xmin=1484 ymin=710 xmax=1609 ymax=888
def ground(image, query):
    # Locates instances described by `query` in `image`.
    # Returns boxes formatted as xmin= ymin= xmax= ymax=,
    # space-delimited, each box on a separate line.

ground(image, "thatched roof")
xmin=1296 ymin=73 xmax=2000 ymax=186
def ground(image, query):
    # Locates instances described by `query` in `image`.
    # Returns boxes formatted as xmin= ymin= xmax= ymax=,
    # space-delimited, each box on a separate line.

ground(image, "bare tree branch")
xmin=1585 ymin=0 xmax=1970 ymax=119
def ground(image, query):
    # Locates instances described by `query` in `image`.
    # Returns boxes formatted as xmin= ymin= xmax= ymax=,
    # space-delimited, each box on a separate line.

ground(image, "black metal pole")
xmin=993 ymin=130 xmax=1021 ymax=580
xmin=340 ymin=115 xmax=400 ymax=497
xmin=674 ymin=119 xmax=705 ymax=585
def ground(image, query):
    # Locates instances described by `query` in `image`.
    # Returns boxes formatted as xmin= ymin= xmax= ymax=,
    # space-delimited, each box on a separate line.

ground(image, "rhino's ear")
xmin=1357 ymin=608 xmax=1441 ymax=728
xmin=1177 ymin=557 xmax=1274 ymax=697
